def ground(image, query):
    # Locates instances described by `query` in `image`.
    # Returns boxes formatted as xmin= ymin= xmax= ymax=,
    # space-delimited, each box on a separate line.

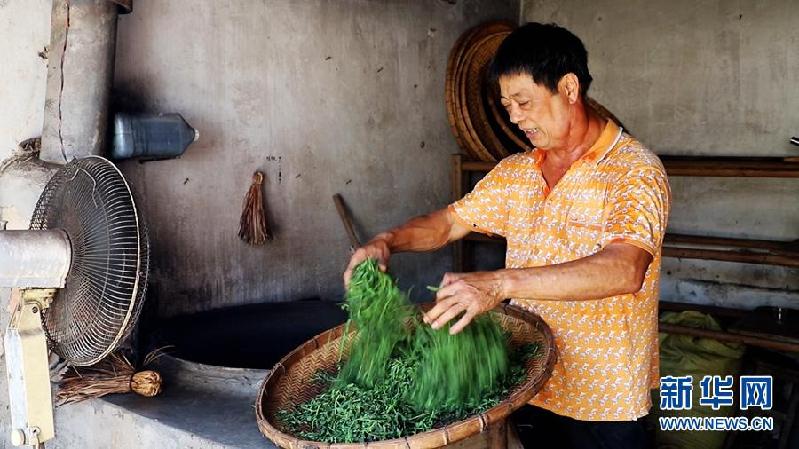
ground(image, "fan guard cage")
xmin=29 ymin=156 xmax=149 ymax=366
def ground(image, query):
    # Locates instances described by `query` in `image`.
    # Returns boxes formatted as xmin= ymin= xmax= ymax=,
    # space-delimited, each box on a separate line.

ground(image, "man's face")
xmin=498 ymin=73 xmax=571 ymax=151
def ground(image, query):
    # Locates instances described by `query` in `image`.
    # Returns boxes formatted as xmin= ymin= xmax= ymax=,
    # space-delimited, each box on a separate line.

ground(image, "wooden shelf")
xmin=658 ymin=301 xmax=799 ymax=353
xmin=660 ymin=300 xmax=748 ymax=319
xmin=660 ymin=155 xmax=799 ymax=178
xmin=460 ymin=156 xmax=799 ymax=178
xmin=463 ymin=232 xmax=502 ymax=243
xmin=665 ymin=233 xmax=799 ymax=253
xmin=663 ymin=233 xmax=799 ymax=268
xmin=463 ymin=232 xmax=799 ymax=268
xmin=658 ymin=323 xmax=799 ymax=353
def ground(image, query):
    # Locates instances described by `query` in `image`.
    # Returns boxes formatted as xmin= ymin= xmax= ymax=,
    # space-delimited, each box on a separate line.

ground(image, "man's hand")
xmin=343 ymin=233 xmax=392 ymax=287
xmin=423 ymin=271 xmax=506 ymax=335
xmin=342 ymin=208 xmax=471 ymax=288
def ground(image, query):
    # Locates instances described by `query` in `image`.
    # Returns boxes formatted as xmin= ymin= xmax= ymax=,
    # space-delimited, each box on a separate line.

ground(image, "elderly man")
xmin=344 ymin=22 xmax=670 ymax=449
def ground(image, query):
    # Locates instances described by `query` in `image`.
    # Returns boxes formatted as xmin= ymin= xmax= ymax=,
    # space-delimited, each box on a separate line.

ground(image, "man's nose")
xmin=509 ymin=106 xmax=523 ymax=124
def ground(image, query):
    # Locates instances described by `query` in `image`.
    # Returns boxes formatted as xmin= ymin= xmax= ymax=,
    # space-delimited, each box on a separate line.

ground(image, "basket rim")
xmin=255 ymin=302 xmax=558 ymax=449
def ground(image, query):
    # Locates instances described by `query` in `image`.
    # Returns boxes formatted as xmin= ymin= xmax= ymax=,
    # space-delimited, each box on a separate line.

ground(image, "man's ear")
xmin=558 ymin=73 xmax=581 ymax=104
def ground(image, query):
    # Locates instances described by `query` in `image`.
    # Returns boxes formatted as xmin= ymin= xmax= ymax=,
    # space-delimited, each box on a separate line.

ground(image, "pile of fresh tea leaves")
xmin=277 ymin=260 xmax=539 ymax=443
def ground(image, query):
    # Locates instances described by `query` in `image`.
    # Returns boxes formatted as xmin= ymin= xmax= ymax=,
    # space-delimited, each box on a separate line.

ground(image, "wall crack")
xmin=57 ymin=0 xmax=71 ymax=164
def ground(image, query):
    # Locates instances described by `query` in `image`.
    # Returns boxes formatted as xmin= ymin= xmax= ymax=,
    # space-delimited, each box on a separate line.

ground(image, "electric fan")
xmin=1 ymin=156 xmax=149 ymax=447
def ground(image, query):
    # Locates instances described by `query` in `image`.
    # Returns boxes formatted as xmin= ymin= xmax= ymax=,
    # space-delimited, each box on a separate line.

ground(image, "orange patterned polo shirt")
xmin=450 ymin=120 xmax=671 ymax=421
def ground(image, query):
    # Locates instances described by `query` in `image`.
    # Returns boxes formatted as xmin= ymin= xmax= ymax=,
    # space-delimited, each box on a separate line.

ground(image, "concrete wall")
xmin=0 ymin=0 xmax=50 ymax=164
xmin=0 ymin=1 xmax=523 ymax=445
xmin=0 ymin=1 xmax=52 ymax=448
xmin=522 ymin=0 xmax=799 ymax=309
xmin=112 ymin=0 xmax=520 ymax=317
xmin=0 ymin=0 xmax=52 ymax=229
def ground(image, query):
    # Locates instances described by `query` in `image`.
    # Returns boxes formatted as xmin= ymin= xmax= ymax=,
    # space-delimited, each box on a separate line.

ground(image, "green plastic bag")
xmin=652 ymin=311 xmax=745 ymax=449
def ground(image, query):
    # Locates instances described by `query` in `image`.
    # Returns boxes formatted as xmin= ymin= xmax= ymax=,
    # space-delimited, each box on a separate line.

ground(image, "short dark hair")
xmin=488 ymin=22 xmax=593 ymax=98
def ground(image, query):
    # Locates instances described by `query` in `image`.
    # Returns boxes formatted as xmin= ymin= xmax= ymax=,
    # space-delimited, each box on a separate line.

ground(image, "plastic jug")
xmin=111 ymin=113 xmax=199 ymax=160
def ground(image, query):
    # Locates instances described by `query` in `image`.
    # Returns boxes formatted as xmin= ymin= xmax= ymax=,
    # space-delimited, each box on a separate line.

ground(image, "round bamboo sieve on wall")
xmin=446 ymin=21 xmax=518 ymax=162
xmin=255 ymin=303 xmax=557 ymax=449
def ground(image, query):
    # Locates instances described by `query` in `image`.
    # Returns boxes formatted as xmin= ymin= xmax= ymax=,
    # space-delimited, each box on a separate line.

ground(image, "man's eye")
xmin=518 ymin=101 xmax=529 ymax=107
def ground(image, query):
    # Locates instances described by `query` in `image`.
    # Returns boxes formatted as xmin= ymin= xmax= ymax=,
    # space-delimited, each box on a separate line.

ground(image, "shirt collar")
xmin=582 ymin=120 xmax=623 ymax=164
xmin=531 ymin=120 xmax=623 ymax=168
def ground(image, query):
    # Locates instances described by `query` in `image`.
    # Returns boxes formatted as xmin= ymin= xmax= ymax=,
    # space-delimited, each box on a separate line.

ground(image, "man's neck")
xmin=544 ymin=102 xmax=607 ymax=171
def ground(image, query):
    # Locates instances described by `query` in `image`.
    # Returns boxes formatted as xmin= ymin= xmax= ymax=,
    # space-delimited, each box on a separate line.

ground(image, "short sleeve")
xmin=600 ymin=166 xmax=671 ymax=255
xmin=449 ymin=160 xmax=513 ymax=238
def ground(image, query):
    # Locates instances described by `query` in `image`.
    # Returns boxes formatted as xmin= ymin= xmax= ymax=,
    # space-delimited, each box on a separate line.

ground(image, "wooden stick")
xmin=332 ymin=194 xmax=361 ymax=250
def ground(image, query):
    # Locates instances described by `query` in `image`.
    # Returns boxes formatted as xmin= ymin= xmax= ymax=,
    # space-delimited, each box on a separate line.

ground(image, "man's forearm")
xmin=371 ymin=208 xmax=460 ymax=253
xmin=498 ymin=243 xmax=651 ymax=301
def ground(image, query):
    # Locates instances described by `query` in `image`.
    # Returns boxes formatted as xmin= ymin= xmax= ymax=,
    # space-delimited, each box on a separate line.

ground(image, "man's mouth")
xmin=523 ymin=128 xmax=539 ymax=139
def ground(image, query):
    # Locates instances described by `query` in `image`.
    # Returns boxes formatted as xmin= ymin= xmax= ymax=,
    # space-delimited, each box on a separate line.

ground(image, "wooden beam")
xmin=661 ymin=156 xmax=799 ymax=178
xmin=659 ymin=301 xmax=748 ymax=319
xmin=459 ymin=156 xmax=799 ymax=178
xmin=665 ymin=234 xmax=799 ymax=255
xmin=464 ymin=232 xmax=503 ymax=243
xmin=662 ymin=247 xmax=799 ymax=268
xmin=659 ymin=322 xmax=799 ymax=353
xmin=462 ymin=160 xmax=498 ymax=172
xmin=465 ymin=232 xmax=799 ymax=267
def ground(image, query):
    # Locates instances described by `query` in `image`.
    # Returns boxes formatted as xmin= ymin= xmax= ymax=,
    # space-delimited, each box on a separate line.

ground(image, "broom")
xmin=239 ymin=171 xmax=271 ymax=245
xmin=56 ymin=350 xmax=165 ymax=406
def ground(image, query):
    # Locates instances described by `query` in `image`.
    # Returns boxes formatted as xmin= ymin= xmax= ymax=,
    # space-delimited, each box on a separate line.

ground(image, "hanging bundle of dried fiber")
xmin=56 ymin=351 xmax=164 ymax=406
xmin=239 ymin=171 xmax=270 ymax=245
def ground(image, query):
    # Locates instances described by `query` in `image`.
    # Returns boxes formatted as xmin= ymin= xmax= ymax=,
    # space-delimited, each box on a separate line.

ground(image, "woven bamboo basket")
xmin=255 ymin=303 xmax=557 ymax=449
xmin=459 ymin=31 xmax=512 ymax=161
xmin=446 ymin=21 xmax=516 ymax=162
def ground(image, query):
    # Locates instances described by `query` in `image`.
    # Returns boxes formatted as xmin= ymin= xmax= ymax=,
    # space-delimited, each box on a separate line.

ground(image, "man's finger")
xmin=343 ymin=264 xmax=354 ymax=287
xmin=449 ymin=309 xmax=476 ymax=335
xmin=343 ymin=258 xmax=360 ymax=287
xmin=343 ymin=248 xmax=372 ymax=285
xmin=439 ymin=272 xmax=464 ymax=289
xmin=435 ymin=280 xmax=462 ymax=302
xmin=438 ymin=272 xmax=456 ymax=288
xmin=431 ymin=301 xmax=467 ymax=330
xmin=424 ymin=296 xmax=457 ymax=324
